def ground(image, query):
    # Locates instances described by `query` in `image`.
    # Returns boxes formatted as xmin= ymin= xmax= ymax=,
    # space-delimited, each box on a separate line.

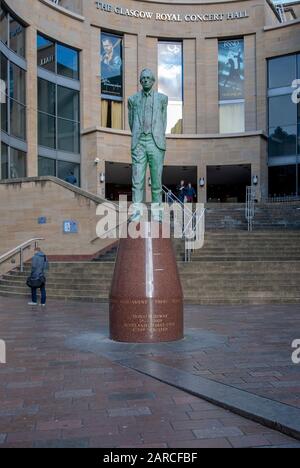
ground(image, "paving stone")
xmin=193 ymin=426 xmax=244 ymax=439
xmin=33 ymin=438 xmax=90 ymax=448
xmin=228 ymin=435 xmax=272 ymax=448
xmin=168 ymin=438 xmax=232 ymax=448
xmin=108 ymin=392 xmax=156 ymax=401
xmin=0 ymin=434 xmax=7 ymax=444
xmin=37 ymin=419 xmax=83 ymax=431
xmin=55 ymin=389 xmax=94 ymax=399
xmin=107 ymin=407 xmax=152 ymax=417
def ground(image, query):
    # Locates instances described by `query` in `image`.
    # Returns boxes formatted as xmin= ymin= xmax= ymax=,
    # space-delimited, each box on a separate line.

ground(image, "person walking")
xmin=27 ymin=247 xmax=49 ymax=307
xmin=185 ymin=183 xmax=197 ymax=203
xmin=176 ymin=180 xmax=186 ymax=204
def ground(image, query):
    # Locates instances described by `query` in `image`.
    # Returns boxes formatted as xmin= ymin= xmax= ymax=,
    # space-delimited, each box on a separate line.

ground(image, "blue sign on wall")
xmin=63 ymin=220 xmax=78 ymax=234
xmin=38 ymin=217 xmax=47 ymax=225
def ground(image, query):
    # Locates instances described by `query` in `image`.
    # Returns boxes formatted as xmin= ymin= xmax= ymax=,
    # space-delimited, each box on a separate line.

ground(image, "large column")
xmin=183 ymin=39 xmax=197 ymax=134
xmin=124 ymin=33 xmax=138 ymax=131
xmin=256 ymin=31 xmax=268 ymax=132
xmin=81 ymin=25 xmax=101 ymax=193
xmin=82 ymin=25 xmax=101 ymax=130
xmin=26 ymin=26 xmax=38 ymax=177
xmin=204 ymin=38 xmax=219 ymax=134
xmin=245 ymin=34 xmax=257 ymax=131
xmin=196 ymin=36 xmax=206 ymax=134
xmin=197 ymin=162 xmax=207 ymax=204
xmin=147 ymin=37 xmax=158 ymax=91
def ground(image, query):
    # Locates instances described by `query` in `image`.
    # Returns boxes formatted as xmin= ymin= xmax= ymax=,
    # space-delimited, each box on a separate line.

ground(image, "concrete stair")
xmin=205 ymin=202 xmax=300 ymax=230
xmin=1 ymin=231 xmax=299 ymax=305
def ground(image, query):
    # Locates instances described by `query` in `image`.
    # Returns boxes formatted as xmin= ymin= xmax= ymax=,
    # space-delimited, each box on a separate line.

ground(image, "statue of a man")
xmin=128 ymin=69 xmax=168 ymax=221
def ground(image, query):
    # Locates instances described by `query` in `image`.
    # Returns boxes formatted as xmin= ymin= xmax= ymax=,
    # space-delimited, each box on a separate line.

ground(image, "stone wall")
xmin=0 ymin=177 xmax=115 ymax=259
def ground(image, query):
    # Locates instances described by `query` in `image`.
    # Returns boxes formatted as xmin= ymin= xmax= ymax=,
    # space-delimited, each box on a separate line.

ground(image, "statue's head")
xmin=140 ymin=69 xmax=155 ymax=93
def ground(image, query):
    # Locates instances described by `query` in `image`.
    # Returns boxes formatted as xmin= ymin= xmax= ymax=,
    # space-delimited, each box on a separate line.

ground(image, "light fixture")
xmin=94 ymin=158 xmax=100 ymax=165
xmin=199 ymin=177 xmax=205 ymax=188
xmin=100 ymin=172 xmax=105 ymax=183
xmin=253 ymin=175 xmax=258 ymax=186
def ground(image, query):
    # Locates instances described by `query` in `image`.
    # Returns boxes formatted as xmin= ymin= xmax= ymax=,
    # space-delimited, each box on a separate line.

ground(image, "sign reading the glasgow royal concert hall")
xmin=95 ymin=1 xmax=249 ymax=22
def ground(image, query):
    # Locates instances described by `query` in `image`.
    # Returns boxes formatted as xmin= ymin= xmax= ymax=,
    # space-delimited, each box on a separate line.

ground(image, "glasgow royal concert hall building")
xmin=1 ymin=0 xmax=300 ymax=203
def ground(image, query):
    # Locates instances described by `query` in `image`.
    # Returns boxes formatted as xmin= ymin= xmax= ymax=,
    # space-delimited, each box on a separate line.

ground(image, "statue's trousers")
xmin=132 ymin=134 xmax=165 ymax=204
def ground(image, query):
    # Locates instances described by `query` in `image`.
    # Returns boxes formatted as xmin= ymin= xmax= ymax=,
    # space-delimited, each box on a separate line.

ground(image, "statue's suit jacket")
xmin=128 ymin=91 xmax=168 ymax=151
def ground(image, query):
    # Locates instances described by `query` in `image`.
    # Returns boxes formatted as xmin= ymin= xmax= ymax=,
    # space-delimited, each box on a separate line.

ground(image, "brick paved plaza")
xmin=0 ymin=298 xmax=300 ymax=448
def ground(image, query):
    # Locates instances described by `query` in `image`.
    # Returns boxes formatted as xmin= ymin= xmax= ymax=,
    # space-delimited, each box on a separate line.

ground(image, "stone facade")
xmin=0 ymin=177 xmax=114 ymax=259
xmin=2 ymin=0 xmax=300 ymax=201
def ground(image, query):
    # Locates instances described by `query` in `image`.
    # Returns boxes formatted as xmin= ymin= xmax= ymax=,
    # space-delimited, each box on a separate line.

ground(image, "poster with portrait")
xmin=158 ymin=42 xmax=183 ymax=101
xmin=101 ymin=33 xmax=123 ymax=98
xmin=218 ymin=39 xmax=244 ymax=100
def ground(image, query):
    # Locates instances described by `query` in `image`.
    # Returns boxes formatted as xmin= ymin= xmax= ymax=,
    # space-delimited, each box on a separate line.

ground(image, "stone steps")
xmin=1 ymin=228 xmax=300 ymax=305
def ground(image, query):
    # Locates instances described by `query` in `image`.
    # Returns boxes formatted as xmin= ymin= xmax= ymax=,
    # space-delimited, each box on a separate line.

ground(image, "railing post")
xmin=20 ymin=247 xmax=24 ymax=273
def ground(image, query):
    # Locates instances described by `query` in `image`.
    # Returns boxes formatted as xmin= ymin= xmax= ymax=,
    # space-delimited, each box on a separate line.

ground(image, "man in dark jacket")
xmin=28 ymin=247 xmax=49 ymax=306
xmin=177 ymin=180 xmax=186 ymax=204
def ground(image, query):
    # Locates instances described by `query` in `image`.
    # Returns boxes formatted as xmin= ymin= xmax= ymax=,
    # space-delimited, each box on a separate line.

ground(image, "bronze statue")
xmin=128 ymin=69 xmax=168 ymax=221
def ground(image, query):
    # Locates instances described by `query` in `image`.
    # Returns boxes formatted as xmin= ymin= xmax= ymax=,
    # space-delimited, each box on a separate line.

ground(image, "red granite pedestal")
xmin=109 ymin=222 xmax=184 ymax=343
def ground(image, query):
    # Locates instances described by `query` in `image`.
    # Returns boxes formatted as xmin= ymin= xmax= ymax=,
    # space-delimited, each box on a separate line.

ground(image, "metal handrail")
xmin=245 ymin=186 xmax=255 ymax=232
xmin=0 ymin=238 xmax=44 ymax=273
xmin=183 ymin=206 xmax=206 ymax=262
xmin=162 ymin=185 xmax=193 ymax=214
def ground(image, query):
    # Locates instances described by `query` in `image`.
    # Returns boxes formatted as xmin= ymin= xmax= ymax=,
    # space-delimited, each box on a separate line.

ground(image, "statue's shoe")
xmin=128 ymin=212 xmax=141 ymax=223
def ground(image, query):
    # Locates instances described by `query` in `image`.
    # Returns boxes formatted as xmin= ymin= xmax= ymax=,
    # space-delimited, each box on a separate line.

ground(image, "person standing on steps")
xmin=27 ymin=247 xmax=49 ymax=307
xmin=185 ymin=183 xmax=197 ymax=203
xmin=177 ymin=180 xmax=186 ymax=204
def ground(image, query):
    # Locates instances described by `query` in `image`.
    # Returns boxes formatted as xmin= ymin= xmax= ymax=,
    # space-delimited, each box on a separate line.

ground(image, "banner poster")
xmin=218 ymin=39 xmax=244 ymax=100
xmin=101 ymin=33 xmax=123 ymax=98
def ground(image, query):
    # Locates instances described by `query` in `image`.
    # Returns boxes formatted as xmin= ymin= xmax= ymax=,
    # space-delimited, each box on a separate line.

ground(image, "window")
xmin=219 ymin=39 xmax=245 ymax=134
xmin=38 ymin=78 xmax=55 ymax=115
xmin=268 ymin=53 xmax=300 ymax=195
xmin=10 ymin=147 xmax=26 ymax=178
xmin=0 ymin=143 xmax=26 ymax=180
xmin=269 ymin=126 xmax=297 ymax=158
xmin=38 ymin=156 xmax=56 ymax=177
xmin=0 ymin=4 xmax=8 ymax=47
xmin=0 ymin=142 xmax=8 ymax=179
xmin=0 ymin=52 xmax=26 ymax=140
xmin=38 ymin=112 xmax=56 ymax=149
xmin=269 ymin=165 xmax=297 ymax=197
xmin=57 ymin=86 xmax=79 ymax=121
xmin=57 ymin=43 xmax=79 ymax=80
xmin=57 ymin=119 xmax=80 ymax=153
xmin=57 ymin=160 xmax=80 ymax=186
xmin=158 ymin=41 xmax=183 ymax=134
xmin=37 ymin=34 xmax=81 ymax=184
xmin=37 ymin=35 xmax=55 ymax=73
xmin=101 ymin=32 xmax=123 ymax=129
xmin=0 ymin=52 xmax=8 ymax=132
xmin=268 ymin=55 xmax=296 ymax=89
xmin=38 ymin=78 xmax=80 ymax=153
xmin=38 ymin=157 xmax=80 ymax=186
xmin=37 ymin=33 xmax=79 ymax=79
xmin=9 ymin=16 xmax=25 ymax=58
xmin=0 ymin=2 xmax=25 ymax=57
